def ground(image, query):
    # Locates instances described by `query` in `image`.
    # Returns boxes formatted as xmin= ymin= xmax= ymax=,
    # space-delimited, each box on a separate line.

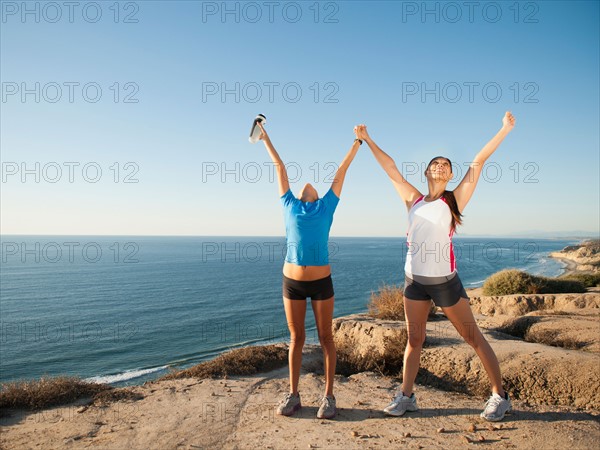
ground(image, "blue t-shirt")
xmin=281 ymin=188 xmax=340 ymax=266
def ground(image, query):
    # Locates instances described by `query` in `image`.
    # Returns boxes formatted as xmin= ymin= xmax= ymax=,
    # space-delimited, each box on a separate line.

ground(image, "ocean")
xmin=0 ymin=236 xmax=575 ymax=388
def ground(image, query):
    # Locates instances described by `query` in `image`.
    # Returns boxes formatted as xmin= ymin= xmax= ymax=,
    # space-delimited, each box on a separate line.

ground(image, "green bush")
xmin=560 ymin=272 xmax=600 ymax=288
xmin=483 ymin=269 xmax=586 ymax=296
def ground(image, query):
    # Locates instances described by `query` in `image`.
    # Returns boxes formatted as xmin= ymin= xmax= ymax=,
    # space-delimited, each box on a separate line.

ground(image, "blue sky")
xmin=1 ymin=0 xmax=598 ymax=237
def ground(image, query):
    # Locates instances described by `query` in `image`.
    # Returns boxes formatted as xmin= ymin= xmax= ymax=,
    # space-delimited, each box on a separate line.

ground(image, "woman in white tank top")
xmin=356 ymin=111 xmax=516 ymax=422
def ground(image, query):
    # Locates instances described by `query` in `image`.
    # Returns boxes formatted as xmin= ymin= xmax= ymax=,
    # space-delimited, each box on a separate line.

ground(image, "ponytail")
xmin=442 ymin=190 xmax=463 ymax=231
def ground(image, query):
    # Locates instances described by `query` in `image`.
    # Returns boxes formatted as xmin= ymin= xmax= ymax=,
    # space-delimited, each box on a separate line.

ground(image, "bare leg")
xmin=441 ymin=298 xmax=505 ymax=397
xmin=401 ymin=298 xmax=433 ymax=397
xmin=283 ymin=297 xmax=307 ymax=395
xmin=311 ymin=297 xmax=336 ymax=397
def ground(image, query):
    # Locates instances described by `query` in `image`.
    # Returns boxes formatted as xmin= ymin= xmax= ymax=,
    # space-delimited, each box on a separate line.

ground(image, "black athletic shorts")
xmin=404 ymin=272 xmax=469 ymax=308
xmin=283 ymin=275 xmax=334 ymax=300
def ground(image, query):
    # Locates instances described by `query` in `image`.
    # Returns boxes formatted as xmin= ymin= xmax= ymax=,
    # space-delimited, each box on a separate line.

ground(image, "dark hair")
xmin=426 ymin=156 xmax=463 ymax=231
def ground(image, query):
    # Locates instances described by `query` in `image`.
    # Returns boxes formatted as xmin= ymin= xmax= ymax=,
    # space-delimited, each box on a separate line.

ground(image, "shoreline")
xmin=551 ymin=255 xmax=580 ymax=277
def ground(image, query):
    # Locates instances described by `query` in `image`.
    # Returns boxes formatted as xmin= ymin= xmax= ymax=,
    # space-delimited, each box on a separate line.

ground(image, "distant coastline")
xmin=550 ymin=239 xmax=600 ymax=275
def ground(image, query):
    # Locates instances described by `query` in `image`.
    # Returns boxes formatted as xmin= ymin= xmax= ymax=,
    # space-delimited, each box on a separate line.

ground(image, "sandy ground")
xmin=1 ymin=369 xmax=598 ymax=450
xmin=2 ymin=286 xmax=599 ymax=449
xmin=2 ymin=349 xmax=599 ymax=450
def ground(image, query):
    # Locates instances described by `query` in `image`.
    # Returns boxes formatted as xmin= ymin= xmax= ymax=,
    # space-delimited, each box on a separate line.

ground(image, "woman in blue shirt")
xmin=257 ymin=121 xmax=361 ymax=419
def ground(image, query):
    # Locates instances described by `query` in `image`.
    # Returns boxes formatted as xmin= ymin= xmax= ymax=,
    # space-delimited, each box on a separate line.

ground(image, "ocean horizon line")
xmin=0 ymin=234 xmax=595 ymax=239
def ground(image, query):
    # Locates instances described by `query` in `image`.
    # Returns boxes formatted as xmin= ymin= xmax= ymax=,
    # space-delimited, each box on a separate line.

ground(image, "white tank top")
xmin=404 ymin=194 xmax=456 ymax=277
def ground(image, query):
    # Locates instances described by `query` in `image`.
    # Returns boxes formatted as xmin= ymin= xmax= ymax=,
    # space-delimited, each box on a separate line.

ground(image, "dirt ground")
xmin=2 ymin=358 xmax=599 ymax=450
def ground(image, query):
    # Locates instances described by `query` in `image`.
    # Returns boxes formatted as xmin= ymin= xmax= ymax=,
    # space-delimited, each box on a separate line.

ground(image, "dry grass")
xmin=1 ymin=345 xmax=289 ymax=413
xmin=0 ymin=376 xmax=112 ymax=412
xmin=158 ymin=344 xmax=289 ymax=381
xmin=335 ymin=330 xmax=407 ymax=377
xmin=483 ymin=269 xmax=586 ymax=296
xmin=368 ymin=284 xmax=437 ymax=320
xmin=92 ymin=389 xmax=145 ymax=406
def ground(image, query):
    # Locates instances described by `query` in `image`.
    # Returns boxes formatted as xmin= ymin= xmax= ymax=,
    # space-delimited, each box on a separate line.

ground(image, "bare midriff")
xmin=283 ymin=262 xmax=331 ymax=281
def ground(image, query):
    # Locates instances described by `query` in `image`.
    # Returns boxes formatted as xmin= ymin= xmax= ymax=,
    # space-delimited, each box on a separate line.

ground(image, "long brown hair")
xmin=426 ymin=156 xmax=463 ymax=231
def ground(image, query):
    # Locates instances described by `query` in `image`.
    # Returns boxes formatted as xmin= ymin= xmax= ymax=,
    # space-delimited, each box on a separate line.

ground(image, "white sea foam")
xmin=84 ymin=365 xmax=170 ymax=384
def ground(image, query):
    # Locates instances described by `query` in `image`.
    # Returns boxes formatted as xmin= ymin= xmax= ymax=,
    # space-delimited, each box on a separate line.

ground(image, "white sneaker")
xmin=317 ymin=395 xmax=336 ymax=419
xmin=276 ymin=392 xmax=301 ymax=416
xmin=383 ymin=391 xmax=418 ymax=416
xmin=480 ymin=392 xmax=512 ymax=421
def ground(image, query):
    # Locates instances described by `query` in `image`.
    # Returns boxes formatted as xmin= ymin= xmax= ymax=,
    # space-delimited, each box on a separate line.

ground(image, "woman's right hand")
xmin=257 ymin=121 xmax=268 ymax=141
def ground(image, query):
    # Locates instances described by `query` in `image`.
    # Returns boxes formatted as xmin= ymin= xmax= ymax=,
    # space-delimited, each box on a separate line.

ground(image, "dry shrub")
xmin=159 ymin=344 xmax=288 ymax=381
xmin=335 ymin=330 xmax=407 ymax=376
xmin=483 ymin=269 xmax=586 ymax=296
xmin=0 ymin=376 xmax=112 ymax=411
xmin=92 ymin=389 xmax=145 ymax=406
xmin=368 ymin=284 xmax=437 ymax=320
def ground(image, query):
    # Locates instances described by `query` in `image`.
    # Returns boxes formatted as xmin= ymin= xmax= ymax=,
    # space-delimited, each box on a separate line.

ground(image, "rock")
xmin=437 ymin=427 xmax=445 ymax=433
xmin=418 ymin=329 xmax=600 ymax=409
xmin=332 ymin=302 xmax=600 ymax=410
xmin=550 ymin=241 xmax=600 ymax=272
xmin=469 ymin=292 xmax=600 ymax=316
xmin=468 ymin=423 xmax=477 ymax=432
xmin=495 ymin=313 xmax=600 ymax=353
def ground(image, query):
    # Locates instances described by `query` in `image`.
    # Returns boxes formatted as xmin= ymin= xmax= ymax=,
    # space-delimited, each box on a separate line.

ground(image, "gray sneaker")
xmin=277 ymin=393 xmax=301 ymax=416
xmin=383 ymin=391 xmax=418 ymax=416
xmin=317 ymin=395 xmax=336 ymax=419
xmin=480 ymin=392 xmax=512 ymax=422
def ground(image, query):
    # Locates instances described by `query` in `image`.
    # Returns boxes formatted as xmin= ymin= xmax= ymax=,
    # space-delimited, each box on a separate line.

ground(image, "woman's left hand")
xmin=502 ymin=111 xmax=516 ymax=131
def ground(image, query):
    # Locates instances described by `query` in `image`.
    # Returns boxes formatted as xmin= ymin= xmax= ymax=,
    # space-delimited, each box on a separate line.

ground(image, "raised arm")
xmin=330 ymin=131 xmax=362 ymax=198
xmin=453 ymin=111 xmax=516 ymax=212
xmin=356 ymin=124 xmax=421 ymax=210
xmin=257 ymin=122 xmax=290 ymax=196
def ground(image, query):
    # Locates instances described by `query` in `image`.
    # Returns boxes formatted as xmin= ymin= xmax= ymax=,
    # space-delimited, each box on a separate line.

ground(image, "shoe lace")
xmin=281 ymin=393 xmax=296 ymax=405
xmin=321 ymin=396 xmax=334 ymax=408
xmin=391 ymin=392 xmax=405 ymax=403
xmin=483 ymin=395 xmax=503 ymax=413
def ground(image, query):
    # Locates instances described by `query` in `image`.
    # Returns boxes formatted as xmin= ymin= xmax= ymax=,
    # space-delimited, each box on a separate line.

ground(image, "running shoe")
xmin=317 ymin=395 xmax=336 ymax=419
xmin=277 ymin=392 xmax=301 ymax=416
xmin=480 ymin=392 xmax=512 ymax=422
xmin=383 ymin=391 xmax=418 ymax=416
